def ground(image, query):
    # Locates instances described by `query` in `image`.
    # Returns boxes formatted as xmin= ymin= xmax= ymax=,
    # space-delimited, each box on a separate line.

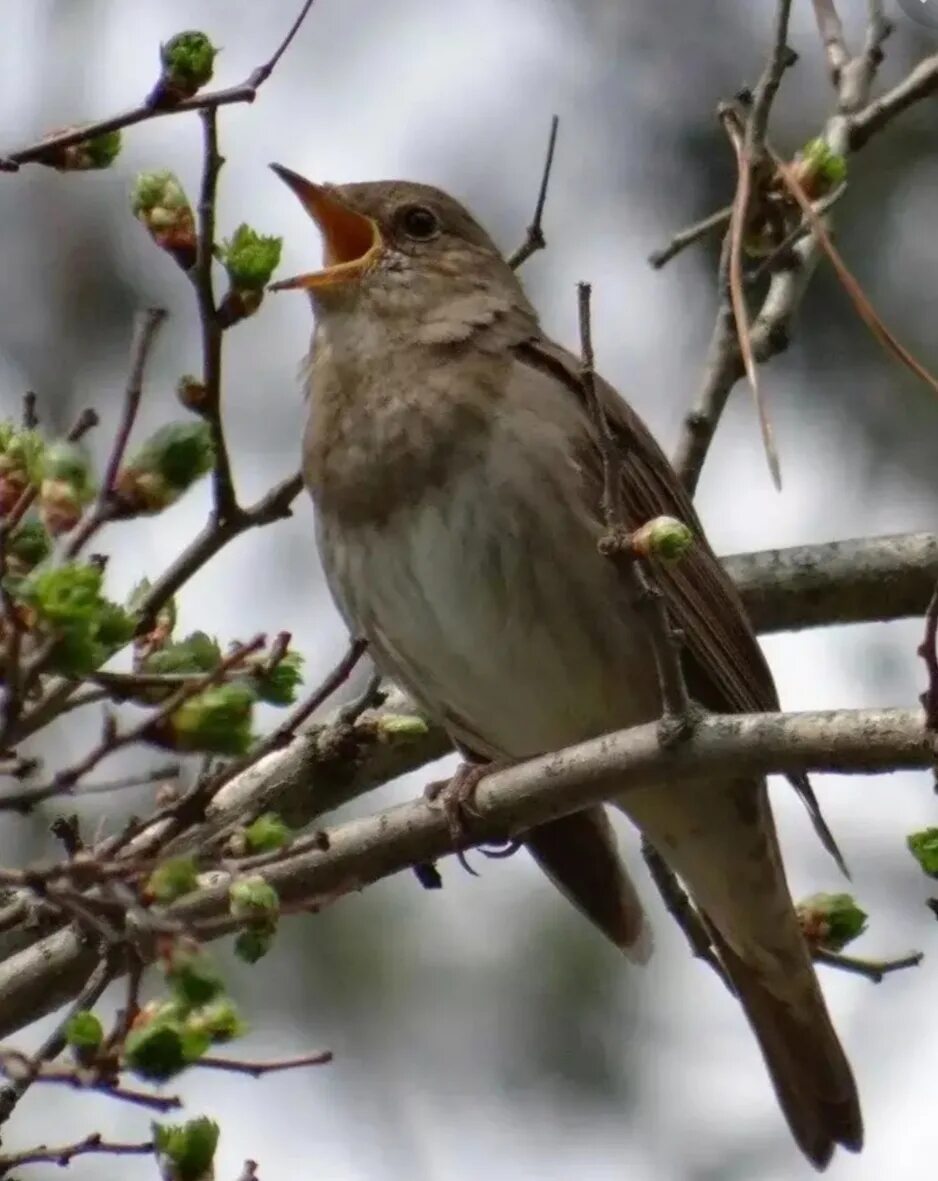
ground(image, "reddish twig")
xmin=0 ymin=0 xmax=319 ymax=171
xmin=65 ymin=307 xmax=168 ymax=558
xmin=0 ymin=1133 xmax=153 ymax=1176
xmin=197 ymin=1049 xmax=333 ymax=1076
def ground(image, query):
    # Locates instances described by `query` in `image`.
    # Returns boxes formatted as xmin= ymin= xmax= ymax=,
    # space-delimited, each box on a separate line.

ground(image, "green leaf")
xmin=234 ymin=927 xmax=275 ymax=964
xmin=41 ymin=440 xmax=95 ymax=500
xmin=65 ymin=1010 xmax=103 ymax=1051
xmin=143 ymin=631 xmax=222 ymax=677
xmin=251 ymin=649 xmax=303 ymax=705
xmin=82 ymin=128 xmax=122 ymax=169
xmin=153 ymin=1117 xmax=219 ymax=1181
xmin=147 ymin=856 xmax=200 ymax=903
xmin=229 ymin=875 xmax=279 ymax=921
xmin=165 ymin=681 xmax=256 ymax=755
xmin=125 ymin=1020 xmax=189 ymax=1082
xmin=164 ymin=944 xmax=225 ymax=1009
xmin=243 ymin=812 xmax=291 ymax=853
xmin=907 ymin=828 xmax=938 ymax=877
xmin=6 ymin=521 xmax=52 ymax=571
xmin=630 ymin=515 xmax=695 ymax=563
xmin=378 ymin=714 xmax=429 ymax=739
xmin=117 ymin=422 xmax=215 ymax=513
xmin=219 ymin=223 xmax=283 ymax=290
xmin=186 ymin=998 xmax=246 ymax=1044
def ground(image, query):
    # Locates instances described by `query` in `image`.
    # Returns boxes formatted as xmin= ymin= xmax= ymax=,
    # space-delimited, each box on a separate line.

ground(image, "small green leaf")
xmin=186 ymin=999 xmax=246 ymax=1044
xmin=153 ymin=1117 xmax=220 ymax=1181
xmin=234 ymin=927 xmax=275 ymax=964
xmin=630 ymin=516 xmax=695 ymax=563
xmin=243 ymin=812 xmax=291 ymax=853
xmin=251 ymin=650 xmax=303 ymax=705
xmin=907 ymin=828 xmax=938 ymax=878
xmin=6 ymin=521 xmax=52 ymax=572
xmin=163 ymin=681 xmax=256 ymax=755
xmin=143 ymin=632 xmax=222 ymax=677
xmin=164 ymin=944 xmax=225 ymax=1009
xmin=117 ymin=422 xmax=215 ymax=514
xmin=41 ymin=440 xmax=95 ymax=499
xmin=125 ymin=1020 xmax=189 ymax=1082
xmin=218 ymin=224 xmax=283 ymax=291
xmin=147 ymin=856 xmax=200 ymax=903
xmin=65 ymin=1010 xmax=103 ymax=1052
xmin=229 ymin=875 xmax=279 ymax=921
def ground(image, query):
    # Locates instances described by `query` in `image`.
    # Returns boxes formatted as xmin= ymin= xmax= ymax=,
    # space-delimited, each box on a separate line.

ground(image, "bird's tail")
xmin=708 ymin=922 xmax=863 ymax=1171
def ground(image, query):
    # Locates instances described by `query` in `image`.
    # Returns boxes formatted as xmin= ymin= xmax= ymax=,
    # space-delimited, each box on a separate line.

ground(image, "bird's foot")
xmin=424 ymin=759 xmax=518 ymax=873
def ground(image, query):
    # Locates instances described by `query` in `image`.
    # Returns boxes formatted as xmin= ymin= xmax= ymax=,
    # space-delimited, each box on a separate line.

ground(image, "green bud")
xmin=153 ymin=1117 xmax=219 ymax=1181
xmin=176 ymin=374 xmax=209 ymax=416
xmin=65 ymin=1010 xmax=104 ymax=1066
xmin=630 ymin=516 xmax=695 ymax=563
xmin=116 ymin=422 xmax=215 ymax=514
xmin=159 ymin=681 xmax=256 ymax=755
xmin=796 ymin=892 xmax=868 ymax=952
xmin=143 ymin=631 xmax=221 ymax=677
xmin=131 ymin=171 xmax=197 ymax=269
xmin=37 ymin=126 xmax=122 ymax=171
xmin=229 ymin=875 xmax=279 ymax=922
xmin=251 ymin=650 xmax=303 ymax=705
xmin=159 ymin=31 xmax=218 ymax=99
xmin=185 ymin=998 xmax=245 ymax=1044
xmin=377 ymin=713 xmax=429 ymax=740
xmin=41 ymin=440 xmax=95 ymax=497
xmin=11 ymin=562 xmax=135 ymax=674
xmin=907 ymin=828 xmax=938 ymax=877
xmin=218 ymin=224 xmax=282 ymax=292
xmin=6 ymin=521 xmax=52 ymax=574
xmin=234 ymin=927 xmax=275 ymax=964
xmin=799 ymin=138 xmax=847 ymax=189
xmin=163 ymin=943 xmax=225 ymax=1009
xmin=243 ymin=812 xmax=291 ymax=853
xmin=125 ymin=1020 xmax=190 ymax=1082
xmin=146 ymin=856 xmax=200 ymax=903
xmin=0 ymin=426 xmax=45 ymax=512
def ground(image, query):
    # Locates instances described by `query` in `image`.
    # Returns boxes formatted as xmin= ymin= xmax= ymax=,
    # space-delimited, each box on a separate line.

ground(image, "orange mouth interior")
xmin=268 ymin=164 xmax=381 ymax=290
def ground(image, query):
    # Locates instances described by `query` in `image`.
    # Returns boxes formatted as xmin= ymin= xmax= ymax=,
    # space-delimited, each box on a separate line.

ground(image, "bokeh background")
xmin=0 ymin=1 xmax=936 ymax=1178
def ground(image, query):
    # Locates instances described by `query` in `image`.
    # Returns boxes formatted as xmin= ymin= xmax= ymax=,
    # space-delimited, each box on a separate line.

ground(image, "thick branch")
xmin=0 ymin=706 xmax=929 ymax=1039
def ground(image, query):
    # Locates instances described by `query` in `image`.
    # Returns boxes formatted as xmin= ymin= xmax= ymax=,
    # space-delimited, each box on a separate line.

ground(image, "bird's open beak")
xmin=268 ymin=163 xmax=382 ymax=291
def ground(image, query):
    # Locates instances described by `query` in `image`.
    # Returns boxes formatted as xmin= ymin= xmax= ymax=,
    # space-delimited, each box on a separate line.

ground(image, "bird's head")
xmin=268 ymin=168 xmax=531 ymax=329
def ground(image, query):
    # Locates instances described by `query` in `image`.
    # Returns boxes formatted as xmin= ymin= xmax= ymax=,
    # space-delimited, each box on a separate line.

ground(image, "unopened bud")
xmin=37 ymin=126 xmax=122 ymax=171
xmin=790 ymin=138 xmax=847 ymax=200
xmin=630 ymin=516 xmax=694 ymax=563
xmin=152 ymin=31 xmax=218 ymax=106
xmin=115 ymin=421 xmax=214 ymax=515
xmin=132 ymin=171 xmax=197 ymax=270
xmin=796 ymin=892 xmax=867 ymax=952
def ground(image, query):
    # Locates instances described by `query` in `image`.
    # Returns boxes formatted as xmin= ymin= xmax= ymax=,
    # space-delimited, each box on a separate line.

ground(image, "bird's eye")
xmin=398 ymin=205 xmax=440 ymax=241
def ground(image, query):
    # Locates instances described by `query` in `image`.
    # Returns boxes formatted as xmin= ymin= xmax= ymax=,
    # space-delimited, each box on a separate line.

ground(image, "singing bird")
xmin=269 ymin=165 xmax=862 ymax=1170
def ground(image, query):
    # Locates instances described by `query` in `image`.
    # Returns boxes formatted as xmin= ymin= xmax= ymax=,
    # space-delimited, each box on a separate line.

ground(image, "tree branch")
xmin=0 ymin=706 xmax=928 ymax=1040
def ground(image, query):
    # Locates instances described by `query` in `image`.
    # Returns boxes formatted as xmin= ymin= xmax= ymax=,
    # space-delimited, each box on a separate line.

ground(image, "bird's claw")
xmin=424 ymin=760 xmax=517 ymax=874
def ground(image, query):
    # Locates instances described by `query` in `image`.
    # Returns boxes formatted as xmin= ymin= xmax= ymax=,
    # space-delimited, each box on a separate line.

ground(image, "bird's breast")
xmin=315 ymin=407 xmax=659 ymax=759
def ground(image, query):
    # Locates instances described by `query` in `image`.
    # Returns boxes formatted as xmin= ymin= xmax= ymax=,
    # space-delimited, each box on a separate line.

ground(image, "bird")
xmin=268 ymin=164 xmax=862 ymax=1171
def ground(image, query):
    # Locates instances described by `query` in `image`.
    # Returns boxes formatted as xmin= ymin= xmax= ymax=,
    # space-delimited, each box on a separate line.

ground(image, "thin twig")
xmin=0 ymin=951 xmax=115 ymax=1125
xmin=508 ymin=115 xmax=560 ymax=270
xmin=0 ymin=1133 xmax=153 ymax=1176
xmin=849 ymin=53 xmax=938 ymax=150
xmin=0 ymin=1050 xmax=179 ymax=1112
xmin=813 ymin=946 xmax=923 ymax=983
xmin=811 ymin=0 xmax=851 ymax=84
xmin=0 ymin=0 xmax=320 ymax=171
xmin=0 ymin=637 xmax=264 ymax=811
xmin=648 ymin=204 xmax=732 ymax=270
xmin=197 ymin=1049 xmax=333 ymax=1076
xmin=65 ymin=308 xmax=167 ymax=558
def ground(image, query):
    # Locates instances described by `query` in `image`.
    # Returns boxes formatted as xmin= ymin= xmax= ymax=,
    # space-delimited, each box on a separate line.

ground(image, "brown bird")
xmin=270 ymin=166 xmax=862 ymax=1170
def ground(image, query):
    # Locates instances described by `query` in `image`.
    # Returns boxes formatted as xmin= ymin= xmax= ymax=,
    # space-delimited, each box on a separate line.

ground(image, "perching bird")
xmin=269 ymin=165 xmax=862 ymax=1171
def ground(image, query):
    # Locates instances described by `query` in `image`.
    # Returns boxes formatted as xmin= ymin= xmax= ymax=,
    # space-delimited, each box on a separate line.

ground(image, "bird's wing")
xmin=513 ymin=334 xmax=846 ymax=875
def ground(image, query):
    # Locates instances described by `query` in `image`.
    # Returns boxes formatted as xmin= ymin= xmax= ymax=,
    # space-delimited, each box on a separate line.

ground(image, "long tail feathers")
xmin=709 ymin=924 xmax=863 ymax=1170
xmin=525 ymin=807 xmax=653 ymax=963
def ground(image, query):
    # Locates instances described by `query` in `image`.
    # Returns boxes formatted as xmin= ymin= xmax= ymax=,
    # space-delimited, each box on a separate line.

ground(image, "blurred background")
xmin=0 ymin=1 xmax=936 ymax=1177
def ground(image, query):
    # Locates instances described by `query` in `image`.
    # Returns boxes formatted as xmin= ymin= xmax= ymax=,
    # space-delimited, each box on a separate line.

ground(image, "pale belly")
xmin=317 ymin=459 xmax=660 ymax=761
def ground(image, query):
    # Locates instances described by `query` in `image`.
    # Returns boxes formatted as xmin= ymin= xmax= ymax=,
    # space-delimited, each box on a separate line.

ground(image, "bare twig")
xmin=811 ymin=0 xmax=851 ymax=83
xmin=0 ymin=950 xmax=115 ymax=1125
xmin=0 ymin=1133 xmax=153 ymax=1176
xmin=813 ymin=947 xmax=923 ymax=983
xmin=197 ymin=1049 xmax=333 ymax=1075
xmin=0 ymin=1050 xmax=179 ymax=1111
xmin=850 ymin=53 xmax=938 ymax=150
xmin=648 ymin=204 xmax=732 ymax=270
xmin=0 ymin=0 xmax=319 ymax=171
xmin=508 ymin=115 xmax=560 ymax=270
xmin=0 ymin=637 xmax=264 ymax=811
xmin=133 ymin=472 xmax=304 ymax=636
xmin=642 ymin=839 xmax=731 ymax=989
xmin=65 ymin=307 xmax=168 ymax=557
